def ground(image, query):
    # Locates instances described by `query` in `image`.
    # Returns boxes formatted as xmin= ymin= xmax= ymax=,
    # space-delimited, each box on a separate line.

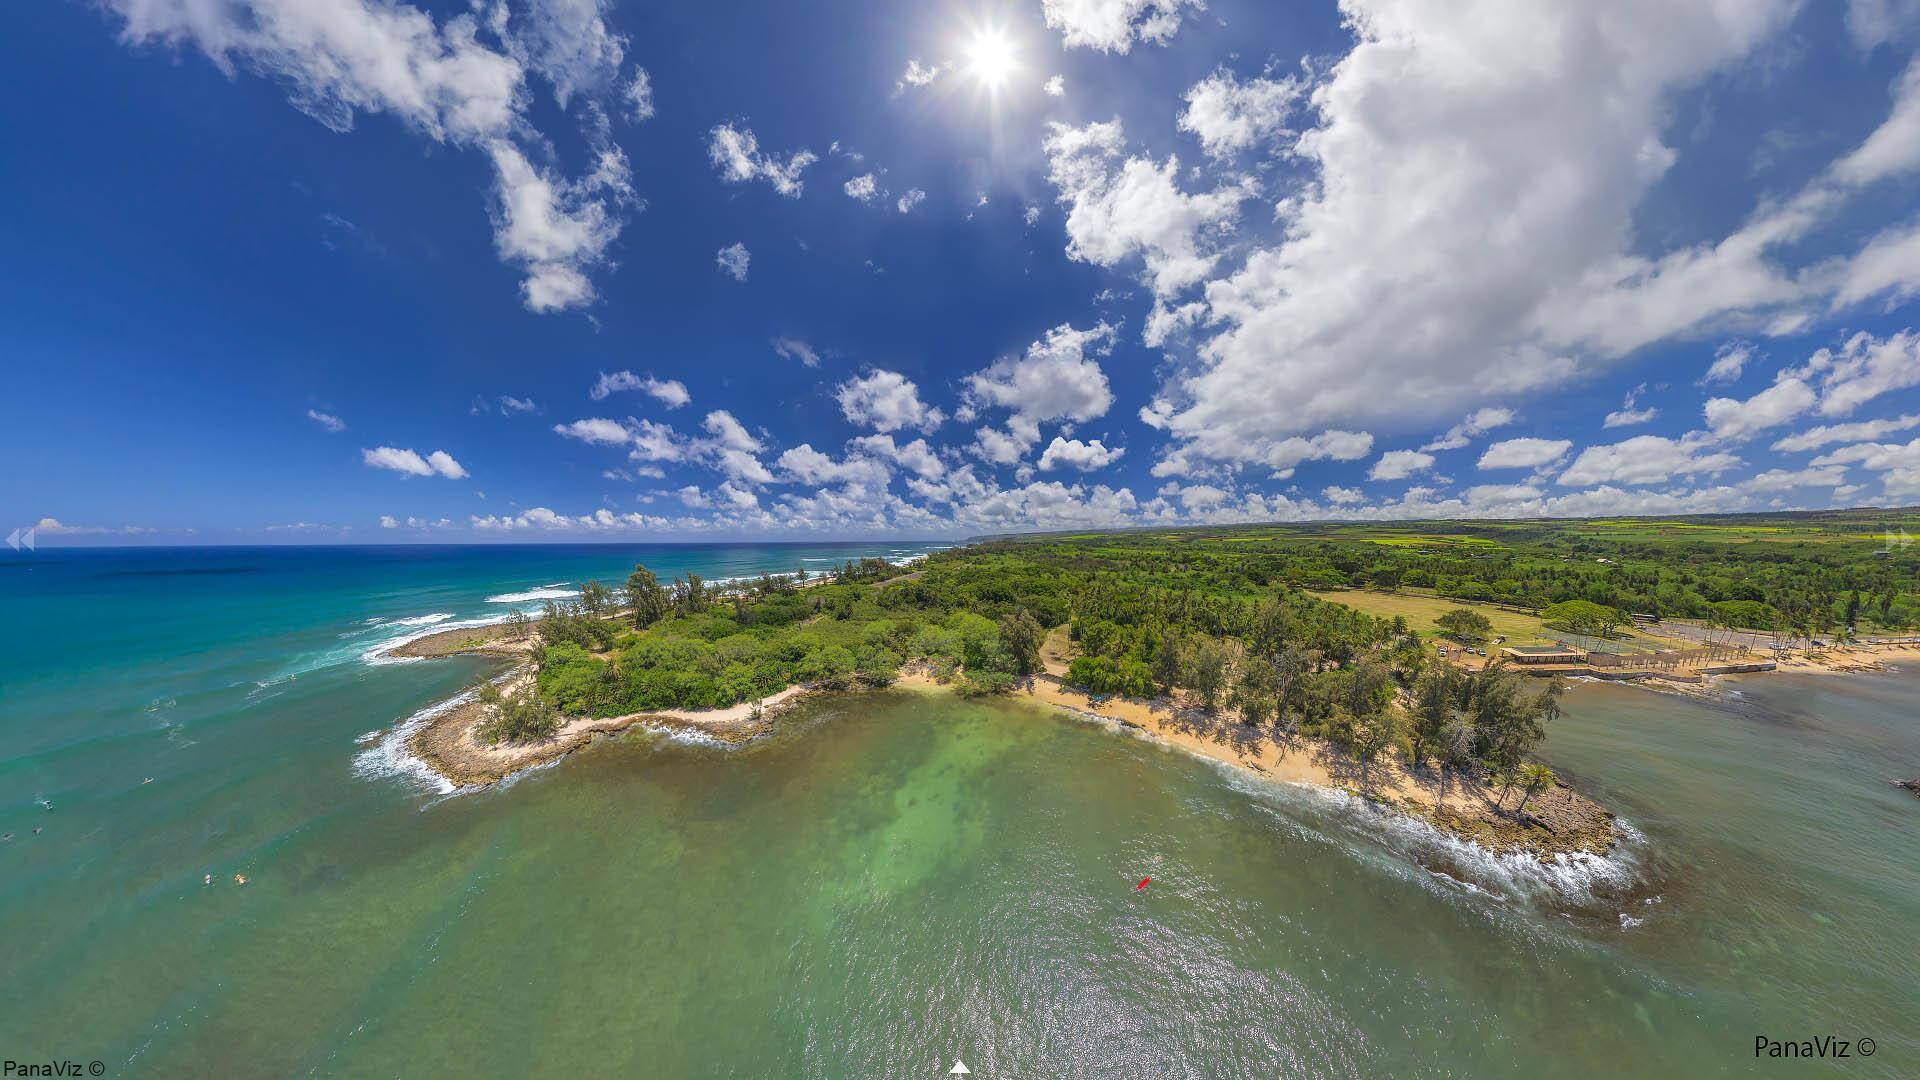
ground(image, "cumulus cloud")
xmin=1812 ymin=437 xmax=1920 ymax=495
xmin=1703 ymin=377 xmax=1815 ymax=440
xmin=1702 ymin=342 xmax=1754 ymax=385
xmin=707 ymin=122 xmax=816 ymax=197
xmin=1772 ymin=412 xmax=1920 ymax=453
xmin=1369 ymin=449 xmax=1435 ymax=481
xmin=1038 ymin=436 xmax=1125 ymax=471
xmin=363 ymin=446 xmax=468 ymax=478
xmin=844 ymin=173 xmax=881 ymax=202
xmin=896 ymin=188 xmax=926 ymax=214
xmin=553 ymin=417 xmax=632 ymax=445
xmin=1422 ymin=407 xmax=1516 ymax=452
xmin=1140 ymin=0 xmax=1828 ymax=477
xmin=590 ymin=370 xmax=687 ymax=407
xmin=836 ymin=370 xmax=945 ymax=434
xmin=1043 ymin=74 xmax=1066 ymax=97
xmin=1178 ymin=70 xmax=1303 ymax=160
xmin=1798 ymin=330 xmax=1920 ymax=417
xmin=100 ymin=0 xmax=637 ymax=312
xmin=1478 ymin=438 xmax=1572 ymax=470
xmin=716 ymin=242 xmax=750 ymax=281
xmin=1041 ymin=0 xmax=1206 ymax=54
xmin=1043 ymin=119 xmax=1246 ymax=302
xmin=965 ymin=323 xmax=1117 ymax=425
xmin=1558 ymin=434 xmax=1741 ymax=487
xmin=307 ymin=409 xmax=346 ymax=432
xmin=1603 ymin=385 xmax=1658 ymax=428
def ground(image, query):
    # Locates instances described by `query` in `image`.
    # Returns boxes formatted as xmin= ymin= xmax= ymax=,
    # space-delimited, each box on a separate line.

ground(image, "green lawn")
xmin=1307 ymin=589 xmax=1688 ymax=653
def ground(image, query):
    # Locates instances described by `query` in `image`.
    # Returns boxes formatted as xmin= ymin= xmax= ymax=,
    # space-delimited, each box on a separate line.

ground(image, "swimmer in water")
xmin=234 ymin=874 xmax=248 ymax=886
xmin=204 ymin=874 xmax=212 ymax=886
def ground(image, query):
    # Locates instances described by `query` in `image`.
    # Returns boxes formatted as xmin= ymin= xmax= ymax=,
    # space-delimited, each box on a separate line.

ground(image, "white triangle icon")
xmin=4 ymin=529 xmax=18 ymax=552
xmin=949 ymin=1062 xmax=971 ymax=1076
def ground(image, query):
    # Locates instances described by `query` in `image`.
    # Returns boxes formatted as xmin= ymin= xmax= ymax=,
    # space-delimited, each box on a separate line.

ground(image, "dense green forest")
xmin=484 ymin=511 xmax=1920 ymax=786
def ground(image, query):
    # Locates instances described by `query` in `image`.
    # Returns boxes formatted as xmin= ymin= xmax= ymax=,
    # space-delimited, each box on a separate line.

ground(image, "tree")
xmin=1151 ymin=632 xmax=1184 ymax=695
xmin=475 ymin=681 xmax=561 ymax=745
xmin=1541 ymin=599 xmax=1625 ymax=638
xmin=625 ymin=565 xmax=669 ymax=627
xmin=1434 ymin=607 xmax=1493 ymax=645
xmin=1516 ymin=763 xmax=1557 ymax=812
xmin=1185 ymin=638 xmax=1233 ymax=712
xmin=671 ymin=573 xmax=709 ymax=614
xmin=998 ymin=611 xmax=1044 ymax=676
xmin=1230 ymin=656 xmax=1277 ymax=727
xmin=577 ymin=580 xmax=615 ymax=616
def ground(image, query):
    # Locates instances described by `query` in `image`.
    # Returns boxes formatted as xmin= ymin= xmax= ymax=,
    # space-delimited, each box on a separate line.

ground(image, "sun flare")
xmin=964 ymin=28 xmax=1017 ymax=90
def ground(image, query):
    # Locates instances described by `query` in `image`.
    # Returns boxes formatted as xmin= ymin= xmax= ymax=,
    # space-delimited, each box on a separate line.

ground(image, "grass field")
xmin=1307 ymin=589 xmax=1689 ymax=653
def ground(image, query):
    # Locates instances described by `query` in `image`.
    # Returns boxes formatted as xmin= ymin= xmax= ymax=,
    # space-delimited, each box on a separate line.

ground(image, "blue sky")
xmin=7 ymin=0 xmax=1920 ymax=544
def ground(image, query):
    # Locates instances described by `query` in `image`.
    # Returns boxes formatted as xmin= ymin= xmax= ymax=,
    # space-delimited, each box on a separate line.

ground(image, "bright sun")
xmin=964 ymin=28 xmax=1017 ymax=90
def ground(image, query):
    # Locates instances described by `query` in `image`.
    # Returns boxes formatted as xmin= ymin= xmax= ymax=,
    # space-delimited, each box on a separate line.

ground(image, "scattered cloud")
xmin=1178 ymin=69 xmax=1303 ymax=160
xmin=362 ymin=446 xmax=468 ymax=478
xmin=1369 ymin=449 xmax=1435 ymax=481
xmin=772 ymin=337 xmax=822 ymax=367
xmin=306 ymin=409 xmax=346 ymax=433
xmin=1041 ymin=0 xmax=1206 ymax=54
xmin=1478 ymin=438 xmax=1572 ymax=470
xmin=717 ymin=242 xmax=751 ymax=281
xmin=836 ymin=370 xmax=945 ymax=434
xmin=708 ymin=122 xmax=816 ymax=197
xmin=896 ymin=188 xmax=926 ymax=214
xmin=1422 ymin=408 xmax=1516 ymax=452
xmin=1038 ymin=436 xmax=1125 ymax=471
xmin=1558 ymin=434 xmax=1741 ymax=487
xmin=1603 ymin=386 xmax=1658 ymax=428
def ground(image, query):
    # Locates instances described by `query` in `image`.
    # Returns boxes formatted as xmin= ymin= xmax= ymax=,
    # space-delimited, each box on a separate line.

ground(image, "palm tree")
xmin=1516 ymin=763 xmax=1557 ymax=812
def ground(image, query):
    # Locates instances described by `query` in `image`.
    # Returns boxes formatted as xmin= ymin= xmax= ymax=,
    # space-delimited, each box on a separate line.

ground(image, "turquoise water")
xmin=2 ymin=546 xmax=1917 ymax=1076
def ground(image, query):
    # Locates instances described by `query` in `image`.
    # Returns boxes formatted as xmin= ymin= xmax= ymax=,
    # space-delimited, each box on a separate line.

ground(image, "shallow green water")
xmin=3 ymin=547 xmax=1917 ymax=1076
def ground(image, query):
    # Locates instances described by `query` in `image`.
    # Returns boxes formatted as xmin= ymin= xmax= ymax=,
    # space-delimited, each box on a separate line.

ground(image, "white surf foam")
xmin=485 ymin=586 xmax=578 ymax=603
xmin=361 ymin=614 xmax=511 ymax=665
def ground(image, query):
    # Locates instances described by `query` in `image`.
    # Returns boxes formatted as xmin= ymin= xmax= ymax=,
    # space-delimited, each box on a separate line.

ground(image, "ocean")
xmin=1 ymin=545 xmax=1916 ymax=1076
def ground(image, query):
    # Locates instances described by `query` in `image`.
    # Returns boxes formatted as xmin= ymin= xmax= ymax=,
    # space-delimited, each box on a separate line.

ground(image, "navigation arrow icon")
xmin=5 ymin=529 xmax=17 ymax=552
xmin=20 ymin=526 xmax=33 ymax=552
xmin=949 ymin=1062 xmax=971 ymax=1076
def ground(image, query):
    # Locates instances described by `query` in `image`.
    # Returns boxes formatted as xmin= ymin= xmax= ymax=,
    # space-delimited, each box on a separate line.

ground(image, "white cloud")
xmin=1558 ymin=434 xmax=1741 ymax=487
xmin=1702 ymin=341 xmax=1754 ymax=385
xmin=1603 ymin=385 xmax=1658 ymax=428
xmin=844 ymin=173 xmax=881 ymax=202
xmin=101 ymin=0 xmax=637 ymax=313
xmin=497 ymin=395 xmax=537 ymax=414
xmin=850 ymin=434 xmax=945 ymax=479
xmin=553 ymin=417 xmax=631 ymax=445
xmin=772 ymin=337 xmax=822 ymax=367
xmin=1043 ymin=119 xmax=1246 ymax=301
xmin=1041 ymin=0 xmax=1206 ymax=54
xmin=701 ymin=410 xmax=763 ymax=453
xmin=487 ymin=141 xmax=630 ymax=312
xmin=363 ymin=446 xmax=467 ymax=478
xmin=306 ymin=409 xmax=345 ymax=432
xmin=1322 ymin=485 xmax=1365 ymax=506
xmin=1833 ymin=217 xmax=1920 ymax=309
xmin=1178 ymin=70 xmax=1302 ymax=160
xmin=896 ymin=188 xmax=926 ymax=214
xmin=1812 ymin=437 xmax=1920 ymax=496
xmin=380 ymin=515 xmax=399 ymax=528
xmin=1369 ymin=449 xmax=1435 ymax=481
xmin=1043 ymin=74 xmax=1066 ymax=97
xmin=1422 ymin=407 xmax=1516 ymax=451
xmin=628 ymin=419 xmax=686 ymax=462
xmin=1742 ymin=466 xmax=1849 ymax=492
xmin=1477 ymin=438 xmax=1572 ymax=470
xmin=625 ymin=68 xmax=654 ymax=121
xmin=716 ymin=242 xmax=751 ymax=281
xmin=776 ymin=444 xmax=891 ymax=487
xmin=1771 ymin=412 xmax=1920 ymax=453
xmin=639 ymin=376 xmax=689 ymax=409
xmin=836 ymin=370 xmax=944 ymax=434
xmin=896 ymin=59 xmax=943 ymax=92
xmin=1703 ymin=377 xmax=1815 ymax=440
xmin=1801 ymin=330 xmax=1920 ymax=417
xmin=1145 ymin=0 xmax=1805 ymax=476
xmin=965 ymin=323 xmax=1117 ymax=427
xmin=1038 ymin=436 xmax=1125 ymax=472
xmin=707 ymin=122 xmax=816 ymax=197
xmin=589 ymin=371 xmax=686 ymax=407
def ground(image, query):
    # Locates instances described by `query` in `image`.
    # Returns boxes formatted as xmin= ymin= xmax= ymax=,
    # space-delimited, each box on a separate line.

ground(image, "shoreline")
xmin=371 ymin=625 xmax=1916 ymax=854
